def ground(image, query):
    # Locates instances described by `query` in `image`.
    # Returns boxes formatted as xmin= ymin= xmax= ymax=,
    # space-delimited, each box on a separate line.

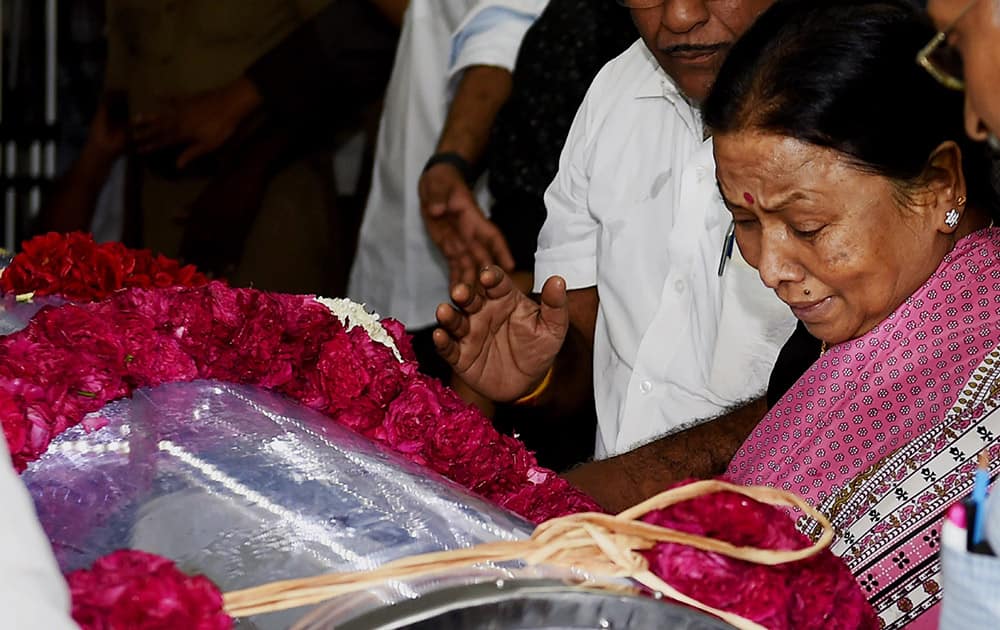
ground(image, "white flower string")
xmin=313 ymin=297 xmax=403 ymax=362
xmin=222 ymin=480 xmax=835 ymax=630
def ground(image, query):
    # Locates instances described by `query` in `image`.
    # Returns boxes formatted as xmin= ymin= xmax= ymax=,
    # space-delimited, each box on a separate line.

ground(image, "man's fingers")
xmin=436 ymin=230 xmax=466 ymax=258
xmin=477 ymin=222 xmax=515 ymax=272
xmin=431 ymin=326 xmax=460 ymax=366
xmin=452 ymin=277 xmax=487 ymax=315
xmin=435 ymin=302 xmax=465 ymax=334
xmin=478 ymin=265 xmax=520 ymax=304
xmin=448 ymin=262 xmax=462 ymax=288
xmin=448 ymin=256 xmax=477 ymax=288
xmin=450 ymin=280 xmax=487 ymax=316
xmin=445 ymin=184 xmax=480 ymax=216
xmin=465 ymin=236 xmax=495 ymax=271
xmin=426 ymin=217 xmax=467 ymax=259
xmin=538 ymin=275 xmax=570 ymax=333
xmin=458 ymin=262 xmax=478 ymax=287
xmin=424 ymin=200 xmax=449 ymax=219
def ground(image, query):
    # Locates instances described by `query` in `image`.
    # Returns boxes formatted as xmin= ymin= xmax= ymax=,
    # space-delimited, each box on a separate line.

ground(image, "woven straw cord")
xmin=223 ymin=480 xmax=834 ymax=630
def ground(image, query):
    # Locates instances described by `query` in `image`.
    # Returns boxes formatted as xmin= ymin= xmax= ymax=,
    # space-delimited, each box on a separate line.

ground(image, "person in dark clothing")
xmin=486 ymin=0 xmax=637 ymax=274
xmin=107 ymin=0 xmax=400 ymax=294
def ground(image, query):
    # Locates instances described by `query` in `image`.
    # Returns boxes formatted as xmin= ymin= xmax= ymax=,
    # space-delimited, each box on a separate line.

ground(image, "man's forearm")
xmin=562 ymin=397 xmax=768 ymax=512
xmin=435 ymin=65 xmax=513 ymax=165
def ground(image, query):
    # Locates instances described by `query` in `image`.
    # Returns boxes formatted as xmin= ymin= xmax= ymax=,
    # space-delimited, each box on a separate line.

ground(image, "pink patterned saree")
xmin=727 ymin=228 xmax=1000 ymax=629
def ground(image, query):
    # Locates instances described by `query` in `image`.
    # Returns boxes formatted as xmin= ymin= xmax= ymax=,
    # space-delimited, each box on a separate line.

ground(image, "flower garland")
xmin=66 ymin=550 xmax=231 ymax=630
xmin=0 ymin=232 xmax=209 ymax=301
xmin=1 ymin=234 xmax=876 ymax=630
xmin=0 ymin=261 xmax=599 ymax=521
xmin=224 ymin=480 xmax=877 ymax=630
xmin=0 ymin=234 xmax=600 ymax=629
xmin=640 ymin=483 xmax=876 ymax=629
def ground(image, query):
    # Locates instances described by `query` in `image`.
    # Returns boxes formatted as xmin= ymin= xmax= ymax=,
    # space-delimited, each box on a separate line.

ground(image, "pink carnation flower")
xmin=641 ymin=482 xmax=878 ymax=630
xmin=67 ymin=550 xmax=232 ymax=630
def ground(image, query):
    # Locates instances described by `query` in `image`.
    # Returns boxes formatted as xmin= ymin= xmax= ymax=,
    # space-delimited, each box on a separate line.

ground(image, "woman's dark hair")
xmin=703 ymin=0 xmax=999 ymax=216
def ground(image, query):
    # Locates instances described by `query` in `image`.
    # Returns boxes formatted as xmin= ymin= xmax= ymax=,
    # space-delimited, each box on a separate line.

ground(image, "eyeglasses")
xmin=916 ymin=0 xmax=982 ymax=91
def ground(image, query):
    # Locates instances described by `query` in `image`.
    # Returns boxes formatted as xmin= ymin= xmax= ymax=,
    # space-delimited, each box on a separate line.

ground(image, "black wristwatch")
xmin=422 ymin=151 xmax=477 ymax=184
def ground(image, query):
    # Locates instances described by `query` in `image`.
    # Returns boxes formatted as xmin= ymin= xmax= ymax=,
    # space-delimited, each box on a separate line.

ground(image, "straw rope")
xmin=223 ymin=480 xmax=834 ymax=629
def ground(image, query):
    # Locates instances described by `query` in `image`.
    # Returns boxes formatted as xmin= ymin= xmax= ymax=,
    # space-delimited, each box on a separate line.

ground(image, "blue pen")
xmin=717 ymin=220 xmax=736 ymax=277
xmin=970 ymin=451 xmax=990 ymax=549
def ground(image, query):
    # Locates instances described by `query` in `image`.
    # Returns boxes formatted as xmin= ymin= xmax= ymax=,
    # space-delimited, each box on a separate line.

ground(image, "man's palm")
xmin=435 ymin=268 xmax=568 ymax=401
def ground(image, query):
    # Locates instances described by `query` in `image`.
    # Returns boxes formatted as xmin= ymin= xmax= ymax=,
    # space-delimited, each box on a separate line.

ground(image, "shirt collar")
xmin=633 ymin=44 xmax=683 ymax=101
xmin=632 ymin=43 xmax=703 ymax=135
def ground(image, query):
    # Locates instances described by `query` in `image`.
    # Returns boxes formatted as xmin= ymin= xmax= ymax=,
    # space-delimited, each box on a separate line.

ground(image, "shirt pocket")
xmin=595 ymin=192 xmax=674 ymax=277
xmin=594 ymin=193 xmax=675 ymax=349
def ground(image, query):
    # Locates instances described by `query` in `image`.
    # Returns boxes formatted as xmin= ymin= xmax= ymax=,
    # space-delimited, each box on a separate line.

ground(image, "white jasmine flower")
xmin=314 ymin=297 xmax=403 ymax=362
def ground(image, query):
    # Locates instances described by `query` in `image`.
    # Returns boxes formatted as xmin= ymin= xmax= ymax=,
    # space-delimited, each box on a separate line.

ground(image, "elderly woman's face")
xmin=714 ymin=132 xmax=951 ymax=344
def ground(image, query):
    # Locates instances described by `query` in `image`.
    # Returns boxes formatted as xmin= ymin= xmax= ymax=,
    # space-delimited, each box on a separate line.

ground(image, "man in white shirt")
xmin=925 ymin=0 xmax=1000 ymax=149
xmin=434 ymin=0 xmax=795 ymax=510
xmin=347 ymin=0 xmax=546 ymax=329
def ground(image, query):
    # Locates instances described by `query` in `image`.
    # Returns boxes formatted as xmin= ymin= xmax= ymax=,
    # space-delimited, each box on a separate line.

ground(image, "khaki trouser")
xmin=140 ymin=153 xmax=337 ymax=296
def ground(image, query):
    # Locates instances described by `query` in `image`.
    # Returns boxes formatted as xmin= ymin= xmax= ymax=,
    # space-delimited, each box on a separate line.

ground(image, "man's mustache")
xmin=660 ymin=43 xmax=726 ymax=55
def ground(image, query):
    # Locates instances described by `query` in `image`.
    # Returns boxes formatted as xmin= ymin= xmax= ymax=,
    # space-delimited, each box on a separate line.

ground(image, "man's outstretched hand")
xmin=434 ymin=266 xmax=569 ymax=402
xmin=419 ymin=163 xmax=515 ymax=286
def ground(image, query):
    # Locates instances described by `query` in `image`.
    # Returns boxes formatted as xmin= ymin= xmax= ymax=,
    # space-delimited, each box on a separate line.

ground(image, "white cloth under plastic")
xmin=347 ymin=0 xmax=546 ymax=329
xmin=0 ymin=433 xmax=77 ymax=629
xmin=534 ymin=40 xmax=797 ymax=459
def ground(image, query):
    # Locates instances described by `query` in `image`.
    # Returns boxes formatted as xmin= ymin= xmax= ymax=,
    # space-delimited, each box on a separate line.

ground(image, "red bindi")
xmin=743 ymin=192 xmax=755 ymax=205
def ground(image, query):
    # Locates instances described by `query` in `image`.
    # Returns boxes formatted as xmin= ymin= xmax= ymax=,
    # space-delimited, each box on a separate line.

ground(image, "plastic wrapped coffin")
xmin=22 ymin=380 xmax=536 ymax=628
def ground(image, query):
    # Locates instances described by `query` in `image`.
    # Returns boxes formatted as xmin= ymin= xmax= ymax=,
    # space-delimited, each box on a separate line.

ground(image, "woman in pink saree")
xmin=702 ymin=1 xmax=1000 ymax=627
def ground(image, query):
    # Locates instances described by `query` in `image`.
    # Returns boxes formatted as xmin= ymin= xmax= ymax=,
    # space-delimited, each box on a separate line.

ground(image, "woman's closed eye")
xmin=790 ymin=224 xmax=825 ymax=239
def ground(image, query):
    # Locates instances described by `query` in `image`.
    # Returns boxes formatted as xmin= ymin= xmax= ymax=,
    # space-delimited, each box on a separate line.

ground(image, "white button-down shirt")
xmin=535 ymin=40 xmax=797 ymax=459
xmin=347 ymin=0 xmax=546 ymax=328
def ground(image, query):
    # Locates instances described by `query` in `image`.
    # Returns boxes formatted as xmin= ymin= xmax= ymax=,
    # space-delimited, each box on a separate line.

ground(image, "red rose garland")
xmin=0 ymin=281 xmax=598 ymax=520
xmin=0 ymin=234 xmax=600 ymax=629
xmin=0 ymin=232 xmax=208 ymax=301
xmin=642 ymin=484 xmax=878 ymax=629
xmin=66 ymin=551 xmax=231 ymax=630
xmin=1 ymin=234 xmax=876 ymax=629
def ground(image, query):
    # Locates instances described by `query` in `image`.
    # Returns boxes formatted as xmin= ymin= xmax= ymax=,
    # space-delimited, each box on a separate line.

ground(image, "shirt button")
xmin=639 ymin=380 xmax=652 ymax=394
xmin=674 ymin=280 xmax=685 ymax=293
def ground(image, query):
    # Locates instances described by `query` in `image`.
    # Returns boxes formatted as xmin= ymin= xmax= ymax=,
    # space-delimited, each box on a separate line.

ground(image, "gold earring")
xmin=956 ymin=195 xmax=967 ymax=207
